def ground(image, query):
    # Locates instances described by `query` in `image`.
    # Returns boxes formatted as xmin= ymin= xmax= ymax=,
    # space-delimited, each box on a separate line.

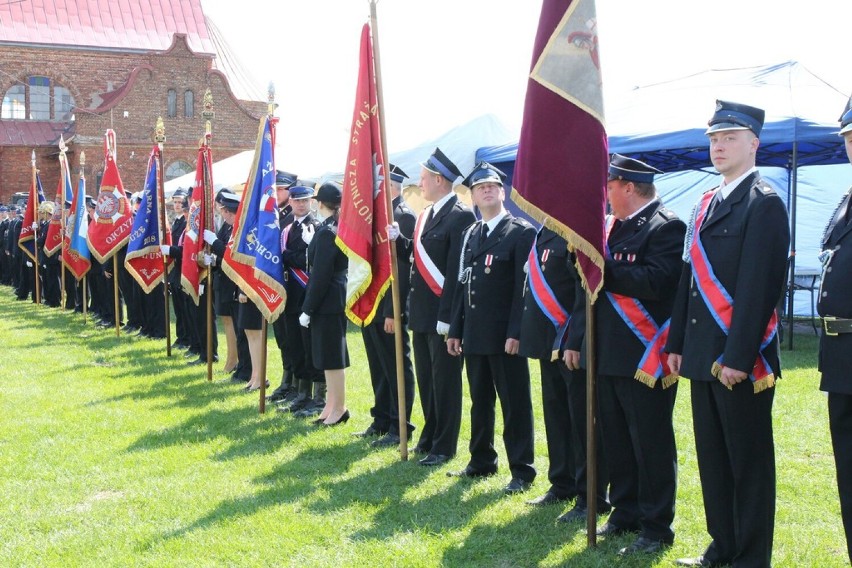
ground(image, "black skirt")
xmin=309 ymin=312 xmax=350 ymax=370
xmin=237 ymin=299 xmax=263 ymax=330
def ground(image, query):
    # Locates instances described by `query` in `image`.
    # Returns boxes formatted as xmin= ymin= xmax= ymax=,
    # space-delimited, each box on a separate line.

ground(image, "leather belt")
xmin=823 ymin=317 xmax=852 ymax=336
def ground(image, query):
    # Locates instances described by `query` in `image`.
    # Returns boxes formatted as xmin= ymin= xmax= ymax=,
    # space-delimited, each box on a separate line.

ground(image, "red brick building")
xmin=0 ymin=0 xmax=265 ymax=204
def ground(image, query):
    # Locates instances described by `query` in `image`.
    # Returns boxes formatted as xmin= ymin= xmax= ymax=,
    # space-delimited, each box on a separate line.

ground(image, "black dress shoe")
xmin=354 ymin=425 xmax=387 ymax=438
xmin=410 ymin=444 xmax=430 ymax=455
xmin=596 ymin=521 xmax=639 ymax=537
xmin=370 ymin=433 xmax=401 ymax=448
xmin=617 ymin=536 xmax=672 ymax=556
xmin=504 ymin=478 xmax=532 ymax=494
xmin=526 ymin=490 xmax=571 ymax=506
xmin=419 ymin=453 xmax=452 ymax=466
xmin=322 ymin=409 xmax=350 ymax=426
xmin=447 ymin=466 xmax=496 ymax=478
xmin=674 ymin=556 xmax=721 ymax=567
xmin=557 ymin=504 xmax=587 ymax=523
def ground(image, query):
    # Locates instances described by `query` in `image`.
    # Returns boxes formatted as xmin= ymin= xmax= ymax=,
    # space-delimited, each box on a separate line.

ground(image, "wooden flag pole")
xmin=31 ymin=151 xmax=42 ymax=307
xmin=585 ymin=295 xmax=598 ymax=547
xmin=258 ymin=83 xmax=277 ymax=413
xmin=113 ymin=255 xmax=120 ymax=337
xmin=202 ymin=89 xmax=215 ymax=382
xmin=83 ymin=275 xmax=88 ymax=323
xmin=154 ymin=117 xmax=172 ymax=356
xmin=369 ymin=0 xmax=408 ymax=461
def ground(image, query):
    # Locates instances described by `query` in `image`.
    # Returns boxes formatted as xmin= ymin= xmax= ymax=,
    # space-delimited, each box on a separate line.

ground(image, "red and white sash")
xmin=413 ymin=207 xmax=444 ymax=296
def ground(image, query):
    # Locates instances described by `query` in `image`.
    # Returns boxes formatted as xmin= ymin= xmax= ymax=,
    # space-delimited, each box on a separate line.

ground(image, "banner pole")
xmin=113 ymin=255 xmax=120 ymax=337
xmin=31 ymin=151 xmax=42 ymax=306
xmin=155 ymin=117 xmax=172 ymax=356
xmin=83 ymin=275 xmax=88 ymax=323
xmin=585 ymin=295 xmax=598 ymax=547
xmin=369 ymin=0 xmax=408 ymax=460
xmin=202 ymin=90 xmax=215 ymax=383
xmin=59 ymin=138 xmax=68 ymax=310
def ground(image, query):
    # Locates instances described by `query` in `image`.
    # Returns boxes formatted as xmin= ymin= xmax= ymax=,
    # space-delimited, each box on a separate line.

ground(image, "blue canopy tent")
xmin=478 ymin=61 xmax=852 ymax=346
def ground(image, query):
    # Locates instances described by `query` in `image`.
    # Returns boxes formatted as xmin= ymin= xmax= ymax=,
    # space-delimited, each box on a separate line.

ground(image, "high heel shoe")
xmin=323 ymin=409 xmax=350 ymax=427
xmin=312 ymin=417 xmax=326 ymax=425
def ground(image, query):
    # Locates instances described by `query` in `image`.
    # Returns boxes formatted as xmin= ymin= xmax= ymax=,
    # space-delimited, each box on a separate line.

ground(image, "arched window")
xmin=165 ymin=160 xmax=194 ymax=181
xmin=54 ymin=86 xmax=75 ymax=121
xmin=184 ymin=90 xmax=194 ymax=118
xmin=1 ymin=85 xmax=25 ymax=119
xmin=1 ymin=78 xmax=76 ymax=121
xmin=167 ymin=89 xmax=177 ymax=118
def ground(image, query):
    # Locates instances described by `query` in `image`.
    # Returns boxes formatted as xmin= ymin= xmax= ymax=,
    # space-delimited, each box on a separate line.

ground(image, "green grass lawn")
xmin=0 ymin=291 xmax=847 ymax=567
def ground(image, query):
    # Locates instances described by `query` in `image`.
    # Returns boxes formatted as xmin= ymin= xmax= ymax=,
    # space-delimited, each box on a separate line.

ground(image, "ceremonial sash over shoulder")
xmin=689 ymin=190 xmax=777 ymax=393
xmin=527 ymin=232 xmax=571 ymax=362
xmin=604 ymin=215 xmax=678 ymax=388
xmin=413 ymin=207 xmax=444 ymax=296
xmin=281 ymin=222 xmax=309 ymax=288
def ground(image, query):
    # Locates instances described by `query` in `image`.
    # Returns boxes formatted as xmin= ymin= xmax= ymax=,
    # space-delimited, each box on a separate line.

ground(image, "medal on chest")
xmin=541 ymin=249 xmax=550 ymax=270
xmin=484 ymin=254 xmax=493 ymax=274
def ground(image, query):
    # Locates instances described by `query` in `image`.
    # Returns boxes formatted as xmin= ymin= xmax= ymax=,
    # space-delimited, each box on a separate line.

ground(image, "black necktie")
xmin=480 ymin=223 xmax=489 ymax=245
xmin=707 ymin=193 xmax=722 ymax=218
xmin=425 ymin=207 xmax=435 ymax=225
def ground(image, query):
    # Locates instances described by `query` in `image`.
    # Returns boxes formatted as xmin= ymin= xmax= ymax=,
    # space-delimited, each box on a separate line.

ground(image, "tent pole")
xmin=786 ymin=142 xmax=799 ymax=350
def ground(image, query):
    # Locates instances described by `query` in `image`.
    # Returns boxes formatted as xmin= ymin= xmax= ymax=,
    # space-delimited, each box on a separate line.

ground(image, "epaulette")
xmin=511 ymin=217 xmax=532 ymax=228
xmin=657 ymin=207 xmax=677 ymax=220
xmin=753 ymin=179 xmax=776 ymax=196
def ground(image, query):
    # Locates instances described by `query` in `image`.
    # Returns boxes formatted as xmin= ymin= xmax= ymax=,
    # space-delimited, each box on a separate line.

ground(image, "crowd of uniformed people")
xmin=2 ymin=97 xmax=852 ymax=567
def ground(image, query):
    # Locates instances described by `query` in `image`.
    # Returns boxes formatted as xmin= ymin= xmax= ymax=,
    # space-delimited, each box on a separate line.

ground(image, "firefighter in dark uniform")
xmin=276 ymin=184 xmax=325 ymax=417
xmin=667 ymin=101 xmax=790 ymax=568
xmin=817 ymin=102 xmax=852 ymax=565
xmin=161 ymin=189 xmax=191 ymax=350
xmin=593 ymin=154 xmax=684 ymax=556
xmin=446 ymin=162 xmax=537 ymax=494
xmin=409 ymin=148 xmax=475 ymax=466
xmin=204 ymin=189 xmax=241 ymax=367
xmin=358 ymin=163 xmax=417 ymax=448
xmin=37 ymin=201 xmax=60 ymax=306
xmin=519 ymin=226 xmax=611 ymax=521
xmin=269 ymin=170 xmax=298 ymax=401
xmin=0 ymin=205 xmax=11 ymax=285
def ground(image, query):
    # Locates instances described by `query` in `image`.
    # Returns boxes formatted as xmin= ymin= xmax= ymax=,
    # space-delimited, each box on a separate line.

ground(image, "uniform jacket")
xmin=518 ymin=228 xmax=585 ymax=360
xmin=666 ymin=172 xmax=790 ymax=382
xmin=282 ymin=213 xmax=321 ymax=314
xmin=818 ymin=188 xmax=852 ymax=394
xmin=381 ymin=196 xmax=416 ymax=320
xmin=210 ymin=222 xmax=236 ymax=303
xmin=449 ymin=213 xmax=535 ymax=355
xmin=596 ymin=199 xmax=685 ymax=377
xmin=302 ymin=216 xmax=348 ymax=316
xmin=166 ymin=215 xmax=187 ymax=289
xmin=408 ymin=194 xmax=476 ymax=333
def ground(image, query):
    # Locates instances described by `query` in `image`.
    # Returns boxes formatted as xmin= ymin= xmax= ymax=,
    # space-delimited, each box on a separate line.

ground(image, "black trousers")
xmin=540 ymin=360 xmax=609 ymax=506
xmin=598 ymin=375 xmax=677 ymax=542
xmin=691 ymin=380 xmax=775 ymax=568
xmin=42 ymin=262 xmax=61 ymax=306
xmin=271 ymin=315 xmax=294 ymax=389
xmin=141 ymin=283 xmax=167 ymax=338
xmin=829 ymin=392 xmax=852 ymax=565
xmin=412 ymin=331 xmax=462 ymax=456
xmin=362 ymin=319 xmax=415 ymax=436
xmin=465 ymin=352 xmax=536 ymax=482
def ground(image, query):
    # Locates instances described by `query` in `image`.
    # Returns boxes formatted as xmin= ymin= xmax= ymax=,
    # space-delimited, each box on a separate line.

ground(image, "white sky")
xmin=201 ymin=0 xmax=852 ymax=177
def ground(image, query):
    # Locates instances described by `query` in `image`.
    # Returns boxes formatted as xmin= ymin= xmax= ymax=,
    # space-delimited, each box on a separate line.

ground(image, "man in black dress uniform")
xmin=409 ymin=148 xmax=475 ymax=466
xmin=592 ymin=154 xmax=684 ymax=556
xmin=162 ymin=189 xmax=191 ymax=350
xmin=519 ymin=226 xmax=610 ymax=521
xmin=358 ymin=163 xmax=417 ymax=448
xmin=447 ymin=162 xmax=536 ymax=494
xmin=817 ymin=102 xmax=852 ymax=565
xmin=667 ymin=101 xmax=790 ymax=568
xmin=0 ymin=205 xmax=11 ymax=285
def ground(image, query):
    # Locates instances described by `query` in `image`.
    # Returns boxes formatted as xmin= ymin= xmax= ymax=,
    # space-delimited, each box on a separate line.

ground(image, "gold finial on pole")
xmin=155 ymin=116 xmax=166 ymax=150
xmin=202 ymin=88 xmax=214 ymax=141
xmin=31 ymin=149 xmax=36 ymax=169
xmin=79 ymin=150 xmax=86 ymax=173
xmin=267 ymin=82 xmax=275 ymax=117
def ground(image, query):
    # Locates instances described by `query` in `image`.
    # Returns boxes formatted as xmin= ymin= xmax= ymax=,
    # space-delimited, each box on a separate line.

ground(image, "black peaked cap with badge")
xmin=838 ymin=96 xmax=852 ymax=136
xmin=276 ymin=170 xmax=298 ymax=189
xmin=421 ymin=147 xmax=462 ymax=182
xmin=463 ymin=161 xmax=507 ymax=188
xmin=389 ymin=163 xmax=409 ymax=184
xmin=705 ymin=99 xmax=765 ymax=136
xmin=316 ymin=181 xmax=342 ymax=205
xmin=608 ymin=153 xmax=663 ymax=184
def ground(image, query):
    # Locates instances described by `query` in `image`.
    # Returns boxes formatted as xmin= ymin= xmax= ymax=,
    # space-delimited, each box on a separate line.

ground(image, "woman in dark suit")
xmin=300 ymin=182 xmax=350 ymax=425
xmin=206 ymin=190 xmax=240 ymax=373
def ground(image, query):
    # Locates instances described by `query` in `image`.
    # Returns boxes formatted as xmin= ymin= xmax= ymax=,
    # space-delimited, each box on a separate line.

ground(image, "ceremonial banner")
xmin=44 ymin=153 xmax=73 ymax=256
xmin=222 ymin=115 xmax=286 ymax=322
xmin=126 ymin=146 xmax=172 ymax=293
xmin=88 ymin=130 xmax=134 ymax=263
xmin=181 ymin=144 xmax=212 ymax=306
xmin=17 ymin=172 xmax=46 ymax=262
xmin=337 ymin=23 xmax=392 ymax=326
xmin=512 ymin=0 xmax=607 ymax=302
xmin=62 ymin=173 xmax=91 ymax=280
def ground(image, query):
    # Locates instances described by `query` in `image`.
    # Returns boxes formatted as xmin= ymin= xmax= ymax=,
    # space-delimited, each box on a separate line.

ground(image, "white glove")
xmin=203 ymin=253 xmax=215 ymax=266
xmin=160 ymin=245 xmax=170 ymax=256
xmin=31 ymin=222 xmax=38 ymax=230
xmin=299 ymin=313 xmax=311 ymax=328
xmin=436 ymin=321 xmax=450 ymax=335
xmin=203 ymin=229 xmax=217 ymax=245
xmin=302 ymin=224 xmax=315 ymax=245
xmin=26 ymin=261 xmax=33 ymax=268
xmin=523 ymin=261 xmax=529 ymax=274
xmin=387 ymin=222 xmax=400 ymax=241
